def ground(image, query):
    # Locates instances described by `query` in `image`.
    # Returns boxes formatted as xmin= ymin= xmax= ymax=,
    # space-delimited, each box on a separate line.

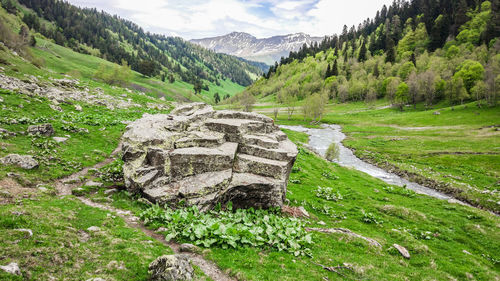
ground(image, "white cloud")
xmin=67 ymin=0 xmax=394 ymax=39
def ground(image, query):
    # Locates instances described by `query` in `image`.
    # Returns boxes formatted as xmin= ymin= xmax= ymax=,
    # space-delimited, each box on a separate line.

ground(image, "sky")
xmin=66 ymin=0 xmax=395 ymax=40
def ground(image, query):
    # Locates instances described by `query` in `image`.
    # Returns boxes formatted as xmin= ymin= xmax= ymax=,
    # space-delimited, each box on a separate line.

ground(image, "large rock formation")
xmin=122 ymin=103 xmax=297 ymax=210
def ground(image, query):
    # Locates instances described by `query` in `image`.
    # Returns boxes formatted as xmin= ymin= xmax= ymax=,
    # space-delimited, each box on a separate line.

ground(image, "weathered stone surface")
xmin=149 ymin=255 xmax=194 ymax=281
xmin=0 ymin=154 xmax=38 ymax=169
xmin=27 ymin=123 xmax=54 ymax=136
xmin=122 ymin=103 xmax=297 ymax=210
xmin=0 ymin=262 xmax=21 ymax=276
xmin=393 ymin=244 xmax=411 ymax=259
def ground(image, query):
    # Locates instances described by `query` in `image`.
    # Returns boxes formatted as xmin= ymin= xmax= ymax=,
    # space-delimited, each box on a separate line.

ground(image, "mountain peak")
xmin=190 ymin=32 xmax=322 ymax=65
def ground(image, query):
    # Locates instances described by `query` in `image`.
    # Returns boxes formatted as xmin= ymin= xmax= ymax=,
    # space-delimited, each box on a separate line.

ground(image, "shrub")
xmin=325 ymin=143 xmax=339 ymax=161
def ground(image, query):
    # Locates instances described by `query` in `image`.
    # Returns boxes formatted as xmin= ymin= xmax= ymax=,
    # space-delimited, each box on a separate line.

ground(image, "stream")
xmin=281 ymin=124 xmax=465 ymax=204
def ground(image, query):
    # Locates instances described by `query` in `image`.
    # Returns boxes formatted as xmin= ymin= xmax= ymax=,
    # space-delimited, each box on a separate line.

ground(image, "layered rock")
xmin=122 ymin=103 xmax=297 ymax=210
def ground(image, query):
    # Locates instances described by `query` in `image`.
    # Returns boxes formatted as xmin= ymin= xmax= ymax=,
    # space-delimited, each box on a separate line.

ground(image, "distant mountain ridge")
xmin=17 ymin=0 xmax=262 ymax=87
xmin=191 ymin=32 xmax=323 ymax=65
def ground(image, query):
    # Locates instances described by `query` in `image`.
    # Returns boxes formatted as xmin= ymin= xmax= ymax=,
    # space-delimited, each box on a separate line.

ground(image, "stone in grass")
xmin=393 ymin=244 xmax=410 ymax=259
xmin=179 ymin=243 xmax=201 ymax=254
xmin=27 ymin=123 xmax=54 ymax=136
xmin=86 ymin=226 xmax=101 ymax=232
xmin=72 ymin=187 xmax=85 ymax=196
xmin=15 ymin=229 xmax=33 ymax=238
xmin=84 ymin=181 xmax=103 ymax=187
xmin=0 ymin=262 xmax=21 ymax=276
xmin=0 ymin=154 xmax=38 ymax=169
xmin=53 ymin=136 xmax=69 ymax=143
xmin=149 ymin=255 xmax=194 ymax=281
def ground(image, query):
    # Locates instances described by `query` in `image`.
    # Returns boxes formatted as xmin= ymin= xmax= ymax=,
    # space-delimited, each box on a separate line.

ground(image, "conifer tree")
xmin=332 ymin=59 xmax=339 ymax=76
xmin=325 ymin=64 xmax=331 ymax=79
xmin=373 ymin=61 xmax=380 ymax=78
xmin=358 ymin=40 xmax=367 ymax=62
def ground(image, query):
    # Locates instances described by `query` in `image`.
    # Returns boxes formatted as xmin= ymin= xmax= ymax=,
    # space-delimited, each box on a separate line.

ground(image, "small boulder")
xmin=74 ymin=104 xmax=82 ymax=111
xmin=149 ymin=255 xmax=194 ymax=281
xmin=433 ymin=111 xmax=440 ymax=115
xmin=179 ymin=243 xmax=200 ymax=254
xmin=0 ymin=154 xmax=38 ymax=169
xmin=393 ymin=244 xmax=410 ymax=259
xmin=27 ymin=123 xmax=54 ymax=136
xmin=0 ymin=262 xmax=21 ymax=276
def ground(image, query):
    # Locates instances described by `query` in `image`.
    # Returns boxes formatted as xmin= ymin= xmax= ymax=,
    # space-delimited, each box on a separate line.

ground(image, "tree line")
xmin=9 ymin=0 xmax=261 ymax=87
xmin=246 ymin=0 xmax=499 ymax=119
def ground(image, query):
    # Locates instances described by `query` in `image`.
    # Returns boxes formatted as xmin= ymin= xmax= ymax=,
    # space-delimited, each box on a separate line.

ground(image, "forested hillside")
xmin=250 ymin=0 xmax=499 ymax=109
xmin=8 ymin=0 xmax=262 ymax=87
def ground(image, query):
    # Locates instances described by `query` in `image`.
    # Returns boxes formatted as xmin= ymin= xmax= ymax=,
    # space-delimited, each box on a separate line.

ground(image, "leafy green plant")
xmin=97 ymin=159 xmax=124 ymax=182
xmin=382 ymin=186 xmax=417 ymax=198
xmin=139 ymin=204 xmax=313 ymax=256
xmin=321 ymin=170 xmax=339 ymax=180
xmin=361 ymin=211 xmax=383 ymax=225
xmin=61 ymin=123 xmax=89 ymax=134
xmin=315 ymin=186 xmax=343 ymax=201
xmin=31 ymin=138 xmax=58 ymax=150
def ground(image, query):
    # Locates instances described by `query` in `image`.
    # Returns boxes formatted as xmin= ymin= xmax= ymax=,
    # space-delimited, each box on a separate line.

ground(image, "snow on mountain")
xmin=190 ymin=32 xmax=323 ymax=65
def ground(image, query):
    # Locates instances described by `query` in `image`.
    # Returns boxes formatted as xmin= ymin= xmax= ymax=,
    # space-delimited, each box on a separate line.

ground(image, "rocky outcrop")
xmin=0 ymin=73 xmax=141 ymax=110
xmin=149 ymin=255 xmax=194 ymax=281
xmin=0 ymin=154 xmax=38 ymax=169
xmin=27 ymin=123 xmax=54 ymax=136
xmin=122 ymin=103 xmax=297 ymax=210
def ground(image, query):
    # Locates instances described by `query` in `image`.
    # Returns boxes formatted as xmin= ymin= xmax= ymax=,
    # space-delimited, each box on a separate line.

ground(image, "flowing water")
xmin=281 ymin=124 xmax=465 ymax=203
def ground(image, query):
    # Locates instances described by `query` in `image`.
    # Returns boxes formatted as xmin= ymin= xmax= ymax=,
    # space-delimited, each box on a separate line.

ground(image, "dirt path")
xmin=55 ymin=143 xmax=122 ymax=195
xmin=55 ymin=144 xmax=234 ymax=281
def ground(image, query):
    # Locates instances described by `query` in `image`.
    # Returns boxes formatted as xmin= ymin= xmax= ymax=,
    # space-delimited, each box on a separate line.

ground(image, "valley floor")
xmin=255 ymin=100 xmax=500 ymax=214
xmin=0 ymin=76 xmax=499 ymax=279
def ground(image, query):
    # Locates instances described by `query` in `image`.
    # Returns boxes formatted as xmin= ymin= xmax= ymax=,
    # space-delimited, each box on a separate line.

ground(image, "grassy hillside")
xmin=0 ymin=6 xmax=244 ymax=104
xmin=15 ymin=0 xmax=262 ymax=87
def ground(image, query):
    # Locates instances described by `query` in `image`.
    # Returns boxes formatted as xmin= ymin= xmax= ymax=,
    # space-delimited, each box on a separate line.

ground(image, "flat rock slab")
xmin=122 ymin=103 xmax=298 ymax=210
xmin=0 ymin=154 xmax=38 ymax=169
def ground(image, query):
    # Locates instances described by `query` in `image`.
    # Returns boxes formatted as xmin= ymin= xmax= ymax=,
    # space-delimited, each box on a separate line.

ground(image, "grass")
xmin=205 ymin=129 xmax=499 ymax=280
xmin=0 ymin=193 xmax=173 ymax=280
xmin=259 ymin=100 xmax=500 ymax=213
xmin=0 ymin=88 xmax=169 ymax=183
xmin=77 ymin=129 xmax=500 ymax=281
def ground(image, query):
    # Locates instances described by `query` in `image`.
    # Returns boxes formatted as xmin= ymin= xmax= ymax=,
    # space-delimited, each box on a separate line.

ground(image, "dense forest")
xmin=254 ymin=0 xmax=499 ymax=110
xmin=4 ymin=0 xmax=262 ymax=86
